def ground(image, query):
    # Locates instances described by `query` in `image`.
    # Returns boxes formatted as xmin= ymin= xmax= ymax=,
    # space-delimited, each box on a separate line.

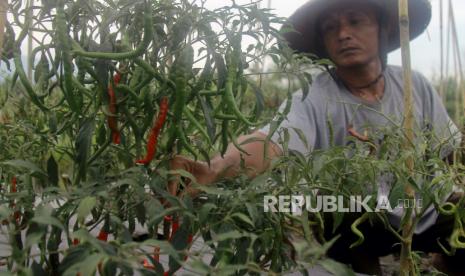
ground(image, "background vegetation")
xmin=0 ymin=0 xmax=463 ymax=275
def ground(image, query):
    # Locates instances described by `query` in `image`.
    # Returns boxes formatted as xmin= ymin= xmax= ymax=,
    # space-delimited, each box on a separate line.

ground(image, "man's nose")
xmin=337 ymin=22 xmax=352 ymax=41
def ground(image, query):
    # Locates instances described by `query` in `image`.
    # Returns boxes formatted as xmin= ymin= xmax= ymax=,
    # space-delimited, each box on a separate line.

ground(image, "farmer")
xmin=169 ymin=0 xmax=464 ymax=274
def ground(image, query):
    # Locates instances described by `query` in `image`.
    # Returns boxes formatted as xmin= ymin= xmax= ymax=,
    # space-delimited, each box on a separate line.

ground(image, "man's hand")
xmin=168 ymin=155 xmax=219 ymax=198
xmin=167 ymin=131 xmax=283 ymax=198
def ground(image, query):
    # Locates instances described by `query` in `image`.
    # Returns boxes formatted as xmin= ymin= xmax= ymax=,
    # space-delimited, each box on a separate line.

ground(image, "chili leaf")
xmin=75 ymin=118 xmax=95 ymax=182
xmin=77 ymin=196 xmax=97 ymax=223
xmin=47 ymin=155 xmax=59 ymax=187
xmin=2 ymin=160 xmax=47 ymax=180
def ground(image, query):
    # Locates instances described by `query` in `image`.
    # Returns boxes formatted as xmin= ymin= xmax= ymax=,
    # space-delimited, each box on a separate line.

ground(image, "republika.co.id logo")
xmin=263 ymin=195 xmax=423 ymax=214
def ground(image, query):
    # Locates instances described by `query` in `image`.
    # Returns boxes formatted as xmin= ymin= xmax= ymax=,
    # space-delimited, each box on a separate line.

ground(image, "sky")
xmin=2 ymin=0 xmax=463 ymax=81
xmin=203 ymin=0 xmax=465 ymax=79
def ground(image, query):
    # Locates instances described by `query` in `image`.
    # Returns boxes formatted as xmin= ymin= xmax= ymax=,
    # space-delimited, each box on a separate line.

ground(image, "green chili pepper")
xmin=188 ymin=56 xmax=213 ymax=102
xmin=56 ymin=1 xmax=80 ymax=112
xmin=129 ymin=66 xmax=145 ymax=88
xmin=214 ymin=113 xmax=238 ymax=120
xmin=14 ymin=7 xmax=31 ymax=49
xmin=75 ymin=56 xmax=101 ymax=85
xmin=9 ymin=71 xmax=19 ymax=93
xmin=224 ymin=51 xmax=256 ymax=126
xmin=167 ymin=46 xmax=194 ymax=149
xmin=270 ymin=223 xmax=283 ymax=272
xmin=438 ymin=202 xmax=457 ymax=216
xmin=220 ymin=120 xmax=229 ymax=157
xmin=450 ymin=228 xmax=465 ymax=249
xmin=134 ymin=75 xmax=153 ymax=94
xmin=227 ymin=128 xmax=249 ymax=156
xmin=34 ymin=52 xmax=50 ymax=86
xmin=177 ymin=125 xmax=197 ymax=159
xmin=30 ymin=45 xmax=53 ymax=78
xmin=115 ymin=84 xmax=140 ymax=108
xmin=198 ymin=89 xmax=221 ymax=96
xmin=134 ymin=58 xmax=175 ymax=90
xmin=350 ymin=213 xmax=369 ymax=248
xmin=72 ymin=2 xmax=153 ymax=60
xmin=13 ymin=53 xmax=48 ymax=112
xmin=184 ymin=108 xmax=211 ymax=145
xmin=71 ymin=77 xmax=92 ymax=99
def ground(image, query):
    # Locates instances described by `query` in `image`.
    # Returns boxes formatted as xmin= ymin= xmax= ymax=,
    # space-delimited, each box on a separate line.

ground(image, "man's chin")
xmin=334 ymin=59 xmax=371 ymax=69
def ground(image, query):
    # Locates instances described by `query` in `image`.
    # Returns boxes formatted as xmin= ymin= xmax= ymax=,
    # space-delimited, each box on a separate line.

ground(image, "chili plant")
xmin=2 ymin=0 xmax=462 ymax=275
xmin=0 ymin=0 xmax=340 ymax=275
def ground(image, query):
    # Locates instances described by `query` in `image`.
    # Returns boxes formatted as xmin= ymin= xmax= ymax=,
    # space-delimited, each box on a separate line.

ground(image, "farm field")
xmin=0 ymin=0 xmax=464 ymax=275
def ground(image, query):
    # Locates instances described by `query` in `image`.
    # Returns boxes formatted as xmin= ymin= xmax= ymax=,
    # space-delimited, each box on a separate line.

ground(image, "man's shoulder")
xmin=385 ymin=65 xmax=429 ymax=84
xmin=385 ymin=64 xmax=402 ymax=76
xmin=385 ymin=65 xmax=438 ymax=105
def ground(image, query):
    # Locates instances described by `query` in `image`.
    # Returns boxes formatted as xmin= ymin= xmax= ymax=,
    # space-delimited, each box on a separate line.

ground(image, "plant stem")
xmin=0 ymin=0 xmax=7 ymax=61
xmin=439 ymin=0 xmax=445 ymax=101
xmin=398 ymin=0 xmax=416 ymax=275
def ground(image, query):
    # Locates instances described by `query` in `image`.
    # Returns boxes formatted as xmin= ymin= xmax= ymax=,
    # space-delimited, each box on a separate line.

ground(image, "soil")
xmin=379 ymin=254 xmax=441 ymax=276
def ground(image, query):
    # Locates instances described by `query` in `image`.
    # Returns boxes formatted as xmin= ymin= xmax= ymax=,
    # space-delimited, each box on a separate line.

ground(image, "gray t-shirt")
xmin=259 ymin=65 xmax=461 ymax=234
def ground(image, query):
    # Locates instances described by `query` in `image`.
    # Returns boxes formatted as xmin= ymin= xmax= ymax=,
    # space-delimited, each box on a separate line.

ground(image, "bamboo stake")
xmin=398 ymin=0 xmax=416 ymax=275
xmin=449 ymin=0 xmax=464 ymax=81
xmin=0 ymin=0 xmax=7 ymax=60
xmin=444 ymin=0 xmax=451 ymax=99
xmin=450 ymin=5 xmax=460 ymax=122
xmin=448 ymin=0 xmax=464 ymax=120
xmin=453 ymin=48 xmax=460 ymax=122
xmin=27 ymin=0 xmax=33 ymax=80
xmin=452 ymin=28 xmax=460 ymax=122
xmin=439 ymin=0 xmax=445 ymax=101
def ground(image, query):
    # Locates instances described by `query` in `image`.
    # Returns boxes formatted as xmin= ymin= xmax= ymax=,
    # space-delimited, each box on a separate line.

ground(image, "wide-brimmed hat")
xmin=283 ymin=0 xmax=431 ymax=58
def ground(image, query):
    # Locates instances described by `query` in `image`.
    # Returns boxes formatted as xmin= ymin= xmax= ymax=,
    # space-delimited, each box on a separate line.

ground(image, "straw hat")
xmin=283 ymin=0 xmax=431 ymax=58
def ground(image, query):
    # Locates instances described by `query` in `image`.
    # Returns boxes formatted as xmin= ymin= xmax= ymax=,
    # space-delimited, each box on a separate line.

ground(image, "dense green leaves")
xmin=75 ymin=118 xmax=95 ymax=182
xmin=1 ymin=0 xmax=463 ymax=275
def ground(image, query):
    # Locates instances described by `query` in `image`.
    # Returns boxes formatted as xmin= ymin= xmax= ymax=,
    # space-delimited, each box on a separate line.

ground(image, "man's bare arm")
xmin=168 ymin=131 xmax=282 ymax=196
xmin=210 ymin=131 xmax=283 ymax=180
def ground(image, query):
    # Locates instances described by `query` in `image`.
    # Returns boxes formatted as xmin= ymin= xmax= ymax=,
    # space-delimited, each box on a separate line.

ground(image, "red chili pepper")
xmin=143 ymin=216 xmax=173 ymax=269
xmin=73 ymin=238 xmax=80 ymax=245
xmin=11 ymin=176 xmax=17 ymax=193
xmin=143 ymin=245 xmax=160 ymax=269
xmin=153 ymin=247 xmax=160 ymax=262
xmin=144 ymin=215 xmax=193 ymax=273
xmin=107 ymin=72 xmax=122 ymax=144
xmin=348 ymin=126 xmax=370 ymax=142
xmin=113 ymin=72 xmax=121 ymax=84
xmin=136 ymin=97 xmax=169 ymax=165
xmin=184 ymin=234 xmax=193 ymax=261
xmin=171 ymin=218 xmax=179 ymax=238
xmin=143 ymin=259 xmax=153 ymax=269
xmin=98 ymin=262 xmax=104 ymax=274
xmin=10 ymin=177 xmax=21 ymax=224
xmin=97 ymin=230 xmax=109 ymax=241
xmin=14 ymin=211 xmax=21 ymax=222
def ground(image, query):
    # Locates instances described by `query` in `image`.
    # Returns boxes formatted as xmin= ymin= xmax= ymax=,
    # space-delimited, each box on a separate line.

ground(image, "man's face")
xmin=320 ymin=4 xmax=380 ymax=69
